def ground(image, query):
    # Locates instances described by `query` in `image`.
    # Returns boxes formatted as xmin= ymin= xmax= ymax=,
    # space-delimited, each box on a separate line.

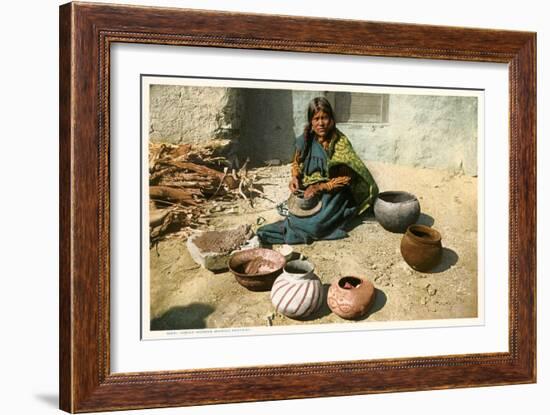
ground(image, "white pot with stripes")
xmin=270 ymin=260 xmax=323 ymax=319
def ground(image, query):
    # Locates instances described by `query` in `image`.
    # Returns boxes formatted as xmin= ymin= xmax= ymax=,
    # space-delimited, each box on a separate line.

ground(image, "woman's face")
xmin=311 ymin=110 xmax=331 ymax=138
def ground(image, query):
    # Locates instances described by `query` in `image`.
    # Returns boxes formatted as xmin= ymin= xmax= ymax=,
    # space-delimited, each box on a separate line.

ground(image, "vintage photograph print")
xmin=141 ymin=76 xmax=483 ymax=339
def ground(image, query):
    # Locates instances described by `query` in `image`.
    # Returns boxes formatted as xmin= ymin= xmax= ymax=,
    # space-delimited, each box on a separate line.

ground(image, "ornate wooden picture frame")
xmin=59 ymin=2 xmax=536 ymax=412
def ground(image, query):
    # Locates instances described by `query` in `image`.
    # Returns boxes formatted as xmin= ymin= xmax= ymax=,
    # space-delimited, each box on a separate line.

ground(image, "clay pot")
xmin=270 ymin=260 xmax=323 ymax=319
xmin=327 ymin=276 xmax=376 ymax=320
xmin=374 ymin=191 xmax=421 ymax=233
xmin=293 ymin=189 xmax=320 ymax=210
xmin=287 ymin=191 xmax=323 ymax=217
xmin=400 ymin=225 xmax=443 ymax=272
xmin=229 ymin=248 xmax=286 ymax=292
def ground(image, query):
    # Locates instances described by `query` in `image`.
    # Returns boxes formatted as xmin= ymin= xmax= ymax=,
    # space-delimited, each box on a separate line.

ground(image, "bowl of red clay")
xmin=229 ymin=248 xmax=286 ymax=292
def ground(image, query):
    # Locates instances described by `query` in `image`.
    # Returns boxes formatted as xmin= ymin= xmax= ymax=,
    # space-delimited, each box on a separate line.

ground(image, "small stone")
xmin=425 ymin=284 xmax=437 ymax=296
xmin=265 ymin=313 xmax=274 ymax=326
xmin=256 ymin=216 xmax=266 ymax=225
xmin=371 ymin=264 xmax=378 ymax=270
xmin=420 ymin=297 xmax=427 ymax=305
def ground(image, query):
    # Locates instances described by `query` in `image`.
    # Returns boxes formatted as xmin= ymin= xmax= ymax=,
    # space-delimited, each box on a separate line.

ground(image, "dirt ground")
xmin=149 ymin=161 xmax=478 ymax=331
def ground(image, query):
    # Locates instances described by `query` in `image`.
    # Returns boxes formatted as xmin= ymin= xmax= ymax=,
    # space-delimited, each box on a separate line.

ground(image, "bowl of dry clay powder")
xmin=229 ymin=248 xmax=286 ymax=292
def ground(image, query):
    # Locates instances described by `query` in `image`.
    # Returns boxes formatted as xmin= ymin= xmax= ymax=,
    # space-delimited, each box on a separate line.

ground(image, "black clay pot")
xmin=374 ymin=191 xmax=421 ymax=233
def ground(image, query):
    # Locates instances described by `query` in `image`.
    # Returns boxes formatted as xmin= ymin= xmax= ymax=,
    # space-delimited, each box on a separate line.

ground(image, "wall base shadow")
xmin=150 ymin=303 xmax=215 ymax=331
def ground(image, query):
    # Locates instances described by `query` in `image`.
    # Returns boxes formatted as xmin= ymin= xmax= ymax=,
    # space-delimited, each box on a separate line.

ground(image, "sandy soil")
xmin=149 ymin=161 xmax=477 ymax=331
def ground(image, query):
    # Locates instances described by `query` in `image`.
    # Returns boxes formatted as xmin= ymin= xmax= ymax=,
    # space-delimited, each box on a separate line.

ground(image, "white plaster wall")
xmin=343 ymin=95 xmax=478 ymax=175
xmin=149 ymin=86 xmax=477 ymax=175
xmin=149 ymin=85 xmax=241 ymax=144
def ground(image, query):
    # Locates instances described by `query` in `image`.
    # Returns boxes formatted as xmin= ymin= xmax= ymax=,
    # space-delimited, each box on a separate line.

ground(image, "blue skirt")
xmin=257 ymin=188 xmax=357 ymax=245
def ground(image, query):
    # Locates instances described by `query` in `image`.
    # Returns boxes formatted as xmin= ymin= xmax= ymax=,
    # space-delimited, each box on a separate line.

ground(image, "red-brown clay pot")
xmin=327 ymin=276 xmax=376 ymax=320
xmin=229 ymin=248 xmax=286 ymax=291
xmin=400 ymin=224 xmax=443 ymax=272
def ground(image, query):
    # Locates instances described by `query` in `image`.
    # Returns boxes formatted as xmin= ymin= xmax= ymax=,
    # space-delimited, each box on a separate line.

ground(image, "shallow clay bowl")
xmin=229 ymin=248 xmax=286 ymax=292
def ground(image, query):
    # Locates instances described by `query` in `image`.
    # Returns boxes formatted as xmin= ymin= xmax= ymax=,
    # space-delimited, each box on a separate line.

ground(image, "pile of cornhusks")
xmin=148 ymin=142 xmax=265 ymax=244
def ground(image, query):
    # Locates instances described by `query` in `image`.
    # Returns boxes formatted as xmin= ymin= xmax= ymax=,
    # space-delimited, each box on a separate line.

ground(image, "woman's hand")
xmin=304 ymin=184 xmax=320 ymax=199
xmin=289 ymin=176 xmax=300 ymax=193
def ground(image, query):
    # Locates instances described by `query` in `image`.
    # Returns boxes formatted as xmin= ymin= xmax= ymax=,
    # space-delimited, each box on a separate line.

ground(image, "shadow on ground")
xmin=363 ymin=289 xmax=387 ymax=319
xmin=345 ymin=212 xmax=436 ymax=235
xmin=151 ymin=303 xmax=215 ymax=330
xmin=344 ymin=211 xmax=377 ymax=232
xmin=416 ymin=213 xmax=435 ymax=227
xmin=427 ymin=248 xmax=459 ymax=273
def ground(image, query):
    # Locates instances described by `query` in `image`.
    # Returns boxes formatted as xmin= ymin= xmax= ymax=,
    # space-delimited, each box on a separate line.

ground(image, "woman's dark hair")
xmin=303 ymin=97 xmax=336 ymax=140
xmin=300 ymin=97 xmax=336 ymax=164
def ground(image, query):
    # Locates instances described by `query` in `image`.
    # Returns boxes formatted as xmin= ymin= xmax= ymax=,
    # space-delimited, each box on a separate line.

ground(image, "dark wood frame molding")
xmin=59 ymin=2 xmax=536 ymax=412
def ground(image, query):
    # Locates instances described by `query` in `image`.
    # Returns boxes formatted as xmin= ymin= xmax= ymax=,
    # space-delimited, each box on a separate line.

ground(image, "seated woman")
xmin=257 ymin=97 xmax=378 ymax=245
